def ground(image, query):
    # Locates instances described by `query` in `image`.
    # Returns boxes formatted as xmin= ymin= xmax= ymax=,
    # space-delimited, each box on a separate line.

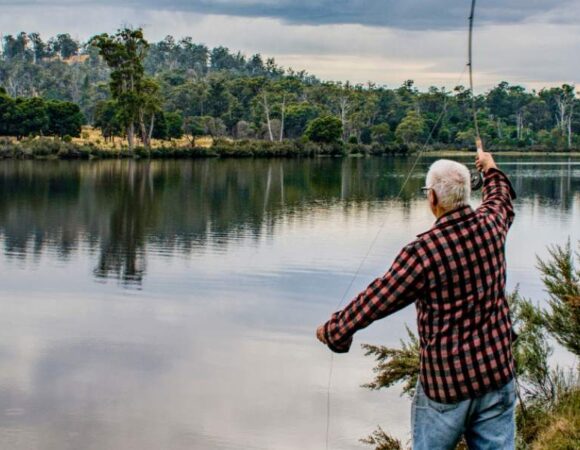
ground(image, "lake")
xmin=0 ymin=156 xmax=578 ymax=450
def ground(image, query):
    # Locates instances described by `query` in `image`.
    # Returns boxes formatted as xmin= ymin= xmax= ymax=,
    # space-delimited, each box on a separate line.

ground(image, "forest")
xmin=0 ymin=30 xmax=579 ymax=154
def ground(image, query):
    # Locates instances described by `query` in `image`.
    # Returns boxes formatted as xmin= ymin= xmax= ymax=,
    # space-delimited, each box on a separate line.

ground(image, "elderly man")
xmin=317 ymin=148 xmax=517 ymax=449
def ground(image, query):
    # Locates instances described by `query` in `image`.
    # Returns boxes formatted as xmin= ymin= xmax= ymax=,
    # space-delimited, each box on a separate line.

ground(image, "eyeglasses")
xmin=420 ymin=187 xmax=432 ymax=196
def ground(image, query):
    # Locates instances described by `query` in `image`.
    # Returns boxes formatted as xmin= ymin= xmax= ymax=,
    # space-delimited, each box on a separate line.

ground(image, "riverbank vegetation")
xmin=361 ymin=240 xmax=580 ymax=450
xmin=1 ymin=30 xmax=579 ymax=156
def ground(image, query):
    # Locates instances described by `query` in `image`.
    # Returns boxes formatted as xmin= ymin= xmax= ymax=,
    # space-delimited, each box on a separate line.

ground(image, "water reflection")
xmin=0 ymin=157 xmax=578 ymax=449
xmin=1 ymin=157 xmax=578 ymax=286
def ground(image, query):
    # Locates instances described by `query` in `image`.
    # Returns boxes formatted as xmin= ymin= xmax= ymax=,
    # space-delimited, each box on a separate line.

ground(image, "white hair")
xmin=425 ymin=159 xmax=471 ymax=211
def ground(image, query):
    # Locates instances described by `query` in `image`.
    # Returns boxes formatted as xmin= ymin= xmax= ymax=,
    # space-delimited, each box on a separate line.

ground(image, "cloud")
xmin=0 ymin=0 xmax=577 ymax=30
xmin=0 ymin=2 xmax=577 ymax=90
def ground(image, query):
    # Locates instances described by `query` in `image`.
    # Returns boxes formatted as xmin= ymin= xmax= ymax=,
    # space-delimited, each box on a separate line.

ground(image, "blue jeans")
xmin=411 ymin=379 xmax=516 ymax=450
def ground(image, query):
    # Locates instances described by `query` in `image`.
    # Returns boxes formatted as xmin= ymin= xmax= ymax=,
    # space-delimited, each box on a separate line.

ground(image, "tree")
xmin=151 ymin=111 xmax=168 ymax=140
xmin=53 ymin=34 xmax=79 ymax=59
xmin=371 ymin=123 xmax=394 ymax=145
xmin=395 ymin=110 xmax=426 ymax=145
xmin=165 ymin=112 xmax=184 ymax=139
xmin=1 ymin=30 xmax=578 ymax=152
xmin=540 ymin=85 xmax=577 ymax=149
xmin=28 ymin=33 xmax=48 ymax=63
xmin=304 ymin=115 xmax=342 ymax=143
xmin=2 ymin=33 xmax=31 ymax=61
xmin=206 ymin=76 xmax=231 ymax=118
xmin=210 ymin=46 xmax=239 ymax=71
xmin=46 ymin=100 xmax=84 ymax=137
xmin=13 ymin=97 xmax=49 ymax=138
xmin=90 ymin=28 xmax=150 ymax=151
xmin=94 ymin=100 xmax=123 ymax=142
xmin=536 ymin=240 xmax=580 ymax=357
xmin=0 ymin=88 xmax=15 ymax=136
xmin=184 ymin=116 xmax=205 ymax=145
xmin=138 ymin=77 xmax=162 ymax=147
xmin=284 ymin=102 xmax=319 ymax=139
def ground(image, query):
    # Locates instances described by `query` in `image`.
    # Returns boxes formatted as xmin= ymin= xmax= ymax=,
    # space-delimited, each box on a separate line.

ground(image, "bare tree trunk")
xmin=555 ymin=96 xmax=567 ymax=133
xmin=127 ymin=123 xmax=135 ymax=151
xmin=263 ymin=92 xmax=274 ymax=142
xmin=279 ymin=94 xmax=286 ymax=142
xmin=567 ymin=110 xmax=573 ymax=149
xmin=516 ymin=111 xmax=524 ymax=141
xmin=339 ymin=96 xmax=349 ymax=142
xmin=148 ymin=114 xmax=155 ymax=144
xmin=139 ymin=110 xmax=149 ymax=148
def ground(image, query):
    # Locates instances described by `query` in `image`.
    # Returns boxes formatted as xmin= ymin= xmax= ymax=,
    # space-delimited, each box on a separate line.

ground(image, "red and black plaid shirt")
xmin=324 ymin=168 xmax=517 ymax=403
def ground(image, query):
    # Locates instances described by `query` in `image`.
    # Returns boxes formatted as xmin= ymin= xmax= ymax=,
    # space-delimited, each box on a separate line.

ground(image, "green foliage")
xmin=536 ymin=240 xmax=580 ymax=357
xmin=184 ymin=116 xmax=205 ymax=145
xmin=1 ymin=31 xmax=579 ymax=150
xmin=284 ymin=102 xmax=320 ymax=138
xmin=90 ymin=28 xmax=150 ymax=150
xmin=94 ymin=100 xmax=122 ymax=140
xmin=509 ymin=291 xmax=552 ymax=400
xmin=46 ymin=100 xmax=84 ymax=137
xmin=151 ymin=111 xmax=168 ymax=140
xmin=304 ymin=115 xmax=342 ymax=143
xmin=361 ymin=326 xmax=420 ymax=397
xmin=14 ymin=97 xmax=49 ymax=138
xmin=395 ymin=110 xmax=426 ymax=145
xmin=0 ymin=93 xmax=80 ymax=139
xmin=371 ymin=123 xmax=394 ymax=145
xmin=164 ymin=111 xmax=184 ymax=139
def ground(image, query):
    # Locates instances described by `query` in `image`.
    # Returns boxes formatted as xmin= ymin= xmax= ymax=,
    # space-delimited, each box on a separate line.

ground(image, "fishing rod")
xmin=324 ymin=3 xmax=485 ymax=447
xmin=469 ymin=0 xmax=484 ymax=191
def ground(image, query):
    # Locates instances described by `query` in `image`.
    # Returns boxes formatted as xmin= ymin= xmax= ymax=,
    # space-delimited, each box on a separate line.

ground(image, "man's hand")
xmin=316 ymin=325 xmax=327 ymax=345
xmin=475 ymin=139 xmax=497 ymax=174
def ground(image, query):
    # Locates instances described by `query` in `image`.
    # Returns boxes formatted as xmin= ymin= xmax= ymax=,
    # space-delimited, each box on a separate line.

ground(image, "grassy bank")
xmin=1 ymin=132 xmax=580 ymax=161
xmin=0 ymin=137 xmax=418 ymax=160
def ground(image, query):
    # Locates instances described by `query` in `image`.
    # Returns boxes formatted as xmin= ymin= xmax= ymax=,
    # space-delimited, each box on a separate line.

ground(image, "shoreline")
xmin=1 ymin=138 xmax=580 ymax=160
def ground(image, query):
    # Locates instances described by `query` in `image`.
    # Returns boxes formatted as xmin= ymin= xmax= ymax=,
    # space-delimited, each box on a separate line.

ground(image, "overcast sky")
xmin=0 ymin=0 xmax=578 ymax=91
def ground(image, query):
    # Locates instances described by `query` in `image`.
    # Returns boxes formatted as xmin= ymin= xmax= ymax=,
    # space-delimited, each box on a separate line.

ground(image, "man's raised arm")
xmin=475 ymin=140 xmax=517 ymax=228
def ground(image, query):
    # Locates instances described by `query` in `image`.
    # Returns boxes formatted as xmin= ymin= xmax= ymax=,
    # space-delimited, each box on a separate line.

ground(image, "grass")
xmin=526 ymin=386 xmax=580 ymax=450
xmin=73 ymin=126 xmax=214 ymax=150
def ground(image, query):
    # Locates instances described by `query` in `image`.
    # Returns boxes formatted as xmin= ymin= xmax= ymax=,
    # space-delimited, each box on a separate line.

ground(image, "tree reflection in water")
xmin=0 ymin=157 xmax=578 ymax=286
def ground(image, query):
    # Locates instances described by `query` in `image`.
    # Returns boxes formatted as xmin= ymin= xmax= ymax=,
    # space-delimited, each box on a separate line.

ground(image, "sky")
xmin=0 ymin=0 xmax=578 ymax=91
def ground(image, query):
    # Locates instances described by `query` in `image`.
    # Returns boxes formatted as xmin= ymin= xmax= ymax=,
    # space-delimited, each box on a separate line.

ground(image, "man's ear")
xmin=429 ymin=189 xmax=438 ymax=206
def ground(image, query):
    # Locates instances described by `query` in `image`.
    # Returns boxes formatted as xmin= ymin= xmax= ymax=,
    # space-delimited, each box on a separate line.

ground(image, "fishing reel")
xmin=470 ymin=170 xmax=483 ymax=191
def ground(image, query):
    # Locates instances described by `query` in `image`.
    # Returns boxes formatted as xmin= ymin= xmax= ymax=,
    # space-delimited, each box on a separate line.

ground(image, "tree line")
xmin=0 ymin=30 xmax=579 ymax=151
xmin=0 ymin=87 xmax=83 ymax=139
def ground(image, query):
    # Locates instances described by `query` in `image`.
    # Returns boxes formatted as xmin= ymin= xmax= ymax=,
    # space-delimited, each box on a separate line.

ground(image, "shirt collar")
xmin=417 ymin=205 xmax=475 ymax=237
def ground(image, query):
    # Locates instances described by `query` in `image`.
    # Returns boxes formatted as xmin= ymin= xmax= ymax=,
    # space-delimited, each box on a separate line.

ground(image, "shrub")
xmin=304 ymin=115 xmax=343 ymax=143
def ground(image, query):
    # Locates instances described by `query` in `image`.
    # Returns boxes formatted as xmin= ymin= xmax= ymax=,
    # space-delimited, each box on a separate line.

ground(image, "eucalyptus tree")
xmin=540 ymin=85 xmax=577 ymax=149
xmin=90 ymin=28 xmax=150 ymax=151
xmin=50 ymin=34 xmax=80 ymax=59
xmin=137 ymin=77 xmax=162 ymax=147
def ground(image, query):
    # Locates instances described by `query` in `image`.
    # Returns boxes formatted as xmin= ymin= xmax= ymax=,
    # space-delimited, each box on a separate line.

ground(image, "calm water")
xmin=0 ymin=156 xmax=578 ymax=450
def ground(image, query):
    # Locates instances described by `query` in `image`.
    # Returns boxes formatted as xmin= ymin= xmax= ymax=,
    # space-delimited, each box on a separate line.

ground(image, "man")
xmin=316 ymin=146 xmax=517 ymax=449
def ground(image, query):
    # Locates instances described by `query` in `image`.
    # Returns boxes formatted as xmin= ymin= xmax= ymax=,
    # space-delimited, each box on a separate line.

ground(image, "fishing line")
xmin=324 ymin=64 xmax=469 ymax=449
